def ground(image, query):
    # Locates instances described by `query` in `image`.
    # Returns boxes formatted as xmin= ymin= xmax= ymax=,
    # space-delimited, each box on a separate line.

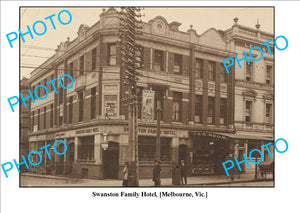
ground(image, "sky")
xmin=20 ymin=7 xmax=274 ymax=79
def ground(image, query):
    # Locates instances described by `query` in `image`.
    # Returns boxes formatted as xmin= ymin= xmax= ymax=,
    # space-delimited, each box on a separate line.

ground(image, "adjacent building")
xmin=24 ymin=8 xmax=273 ymax=180
xmin=224 ymin=18 xmax=274 ymax=173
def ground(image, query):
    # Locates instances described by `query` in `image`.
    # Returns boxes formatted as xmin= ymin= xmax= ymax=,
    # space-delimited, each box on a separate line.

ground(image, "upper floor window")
xmin=266 ymin=65 xmax=272 ymax=85
xmin=50 ymin=104 xmax=53 ymax=128
xmin=78 ymin=91 xmax=84 ymax=122
xmin=246 ymin=62 xmax=253 ymax=81
xmin=59 ymin=87 xmax=63 ymax=105
xmin=220 ymin=98 xmax=227 ymax=125
xmin=32 ymin=111 xmax=35 ymax=131
xmin=37 ymin=109 xmax=40 ymax=130
xmin=92 ymin=48 xmax=97 ymax=71
xmin=195 ymin=95 xmax=202 ymax=123
xmin=172 ymin=92 xmax=182 ymax=122
xmin=79 ymin=55 xmax=84 ymax=76
xmin=208 ymin=61 xmax=216 ymax=81
xmin=69 ymin=62 xmax=73 ymax=80
xmin=136 ymin=45 xmax=144 ymax=69
xmin=266 ymin=103 xmax=272 ymax=124
xmin=154 ymin=49 xmax=164 ymax=72
xmin=68 ymin=96 xmax=73 ymax=124
xmin=90 ymin=87 xmax=96 ymax=119
xmin=208 ymin=97 xmax=215 ymax=124
xmin=108 ymin=43 xmax=116 ymax=65
xmin=153 ymin=88 xmax=164 ymax=120
xmin=220 ymin=65 xmax=227 ymax=83
xmin=245 ymin=100 xmax=252 ymax=122
xmin=43 ymin=106 xmax=46 ymax=129
xmin=49 ymin=74 xmax=54 ymax=92
xmin=173 ymin=54 xmax=182 ymax=74
xmin=195 ymin=59 xmax=203 ymax=79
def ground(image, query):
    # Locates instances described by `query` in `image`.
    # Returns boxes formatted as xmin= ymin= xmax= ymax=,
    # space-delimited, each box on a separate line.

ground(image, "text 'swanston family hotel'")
xmin=20 ymin=8 xmax=274 ymax=179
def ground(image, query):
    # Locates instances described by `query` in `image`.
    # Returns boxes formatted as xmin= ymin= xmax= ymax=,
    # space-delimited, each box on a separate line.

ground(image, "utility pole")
xmin=119 ymin=7 xmax=143 ymax=187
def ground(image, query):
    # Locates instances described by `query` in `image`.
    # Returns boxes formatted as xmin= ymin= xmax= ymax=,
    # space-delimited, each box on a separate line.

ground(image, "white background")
xmin=1 ymin=1 xmax=300 ymax=213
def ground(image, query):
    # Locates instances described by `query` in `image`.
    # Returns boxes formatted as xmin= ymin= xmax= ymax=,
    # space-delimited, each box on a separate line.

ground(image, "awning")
xmin=189 ymin=131 xmax=273 ymax=141
xmin=218 ymin=133 xmax=273 ymax=141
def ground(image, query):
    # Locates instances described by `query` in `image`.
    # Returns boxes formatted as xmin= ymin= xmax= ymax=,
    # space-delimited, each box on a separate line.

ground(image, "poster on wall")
xmin=142 ymin=90 xmax=155 ymax=121
xmin=104 ymin=95 xmax=118 ymax=116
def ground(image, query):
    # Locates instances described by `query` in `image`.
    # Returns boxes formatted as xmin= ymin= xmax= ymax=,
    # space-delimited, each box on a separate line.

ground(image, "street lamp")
xmin=101 ymin=132 xmax=109 ymax=150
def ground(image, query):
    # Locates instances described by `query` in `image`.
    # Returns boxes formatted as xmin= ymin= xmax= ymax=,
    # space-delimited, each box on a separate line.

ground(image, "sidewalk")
xmin=21 ymin=172 xmax=273 ymax=187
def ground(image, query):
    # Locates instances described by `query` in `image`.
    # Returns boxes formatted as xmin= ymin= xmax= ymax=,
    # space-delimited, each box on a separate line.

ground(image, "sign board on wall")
xmin=142 ymin=90 xmax=155 ymax=121
xmin=104 ymin=95 xmax=118 ymax=116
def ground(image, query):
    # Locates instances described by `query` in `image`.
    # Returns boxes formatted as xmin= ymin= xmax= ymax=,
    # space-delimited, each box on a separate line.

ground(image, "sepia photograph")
xmin=19 ymin=7 xmax=274 ymax=187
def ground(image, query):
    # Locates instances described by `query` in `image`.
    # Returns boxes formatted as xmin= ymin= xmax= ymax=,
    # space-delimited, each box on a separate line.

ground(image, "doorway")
xmin=65 ymin=142 xmax=74 ymax=175
xmin=179 ymin=144 xmax=187 ymax=165
xmin=103 ymin=142 xmax=119 ymax=179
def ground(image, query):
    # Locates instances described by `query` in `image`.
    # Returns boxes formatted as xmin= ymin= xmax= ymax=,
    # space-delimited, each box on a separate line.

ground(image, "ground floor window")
xmin=247 ymin=141 xmax=262 ymax=158
xmin=78 ymin=136 xmax=94 ymax=161
xmin=138 ymin=136 xmax=171 ymax=162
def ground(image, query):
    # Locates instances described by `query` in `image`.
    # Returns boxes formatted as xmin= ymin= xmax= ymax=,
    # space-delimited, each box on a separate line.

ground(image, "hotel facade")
xmin=23 ymin=8 xmax=273 ymax=180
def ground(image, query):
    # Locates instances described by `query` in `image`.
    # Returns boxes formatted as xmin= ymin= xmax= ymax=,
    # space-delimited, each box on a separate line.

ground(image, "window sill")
xmin=77 ymin=160 xmax=96 ymax=163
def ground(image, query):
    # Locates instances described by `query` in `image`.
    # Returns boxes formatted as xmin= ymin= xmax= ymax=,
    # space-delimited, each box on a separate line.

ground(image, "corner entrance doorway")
xmin=103 ymin=142 xmax=119 ymax=179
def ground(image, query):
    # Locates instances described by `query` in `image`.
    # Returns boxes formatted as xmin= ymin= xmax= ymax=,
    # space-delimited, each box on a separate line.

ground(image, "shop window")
xmin=108 ymin=43 xmax=116 ymax=65
xmin=79 ymin=55 xmax=84 ymax=76
xmin=68 ymin=96 xmax=73 ymax=124
xmin=208 ymin=61 xmax=216 ymax=81
xmin=247 ymin=142 xmax=261 ymax=157
xmin=92 ymin=48 xmax=97 ymax=71
xmin=154 ymin=49 xmax=164 ymax=72
xmin=173 ymin=54 xmax=182 ymax=74
xmin=195 ymin=95 xmax=203 ymax=123
xmin=78 ymin=136 xmax=94 ymax=161
xmin=78 ymin=91 xmax=84 ymax=122
xmin=138 ymin=137 xmax=156 ymax=161
xmin=138 ymin=137 xmax=171 ymax=162
xmin=160 ymin=139 xmax=171 ymax=161
xmin=195 ymin=58 xmax=203 ymax=79
xmin=246 ymin=62 xmax=253 ymax=81
xmin=266 ymin=103 xmax=272 ymax=124
xmin=172 ymin=92 xmax=182 ymax=122
xmin=91 ymin=87 xmax=96 ymax=119
xmin=208 ymin=97 xmax=215 ymax=124
xmin=245 ymin=100 xmax=252 ymax=122
xmin=220 ymin=98 xmax=227 ymax=125
xmin=266 ymin=65 xmax=272 ymax=85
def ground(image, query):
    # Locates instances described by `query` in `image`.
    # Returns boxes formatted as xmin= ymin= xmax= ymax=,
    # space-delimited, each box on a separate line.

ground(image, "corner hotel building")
xmin=25 ymin=8 xmax=274 ymax=179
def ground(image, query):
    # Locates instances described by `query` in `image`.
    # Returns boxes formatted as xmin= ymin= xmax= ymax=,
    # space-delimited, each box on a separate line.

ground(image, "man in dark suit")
xmin=153 ymin=160 xmax=161 ymax=186
xmin=180 ymin=160 xmax=187 ymax=185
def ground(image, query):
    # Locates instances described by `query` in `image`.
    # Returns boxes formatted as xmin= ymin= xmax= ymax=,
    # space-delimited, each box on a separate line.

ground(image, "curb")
xmin=167 ymin=178 xmax=274 ymax=187
xmin=21 ymin=173 xmax=82 ymax=182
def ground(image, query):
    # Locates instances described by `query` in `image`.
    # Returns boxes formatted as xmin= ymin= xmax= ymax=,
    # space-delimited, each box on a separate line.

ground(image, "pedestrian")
xmin=122 ymin=162 xmax=129 ymax=187
xmin=180 ymin=160 xmax=187 ymax=185
xmin=153 ymin=160 xmax=161 ymax=186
